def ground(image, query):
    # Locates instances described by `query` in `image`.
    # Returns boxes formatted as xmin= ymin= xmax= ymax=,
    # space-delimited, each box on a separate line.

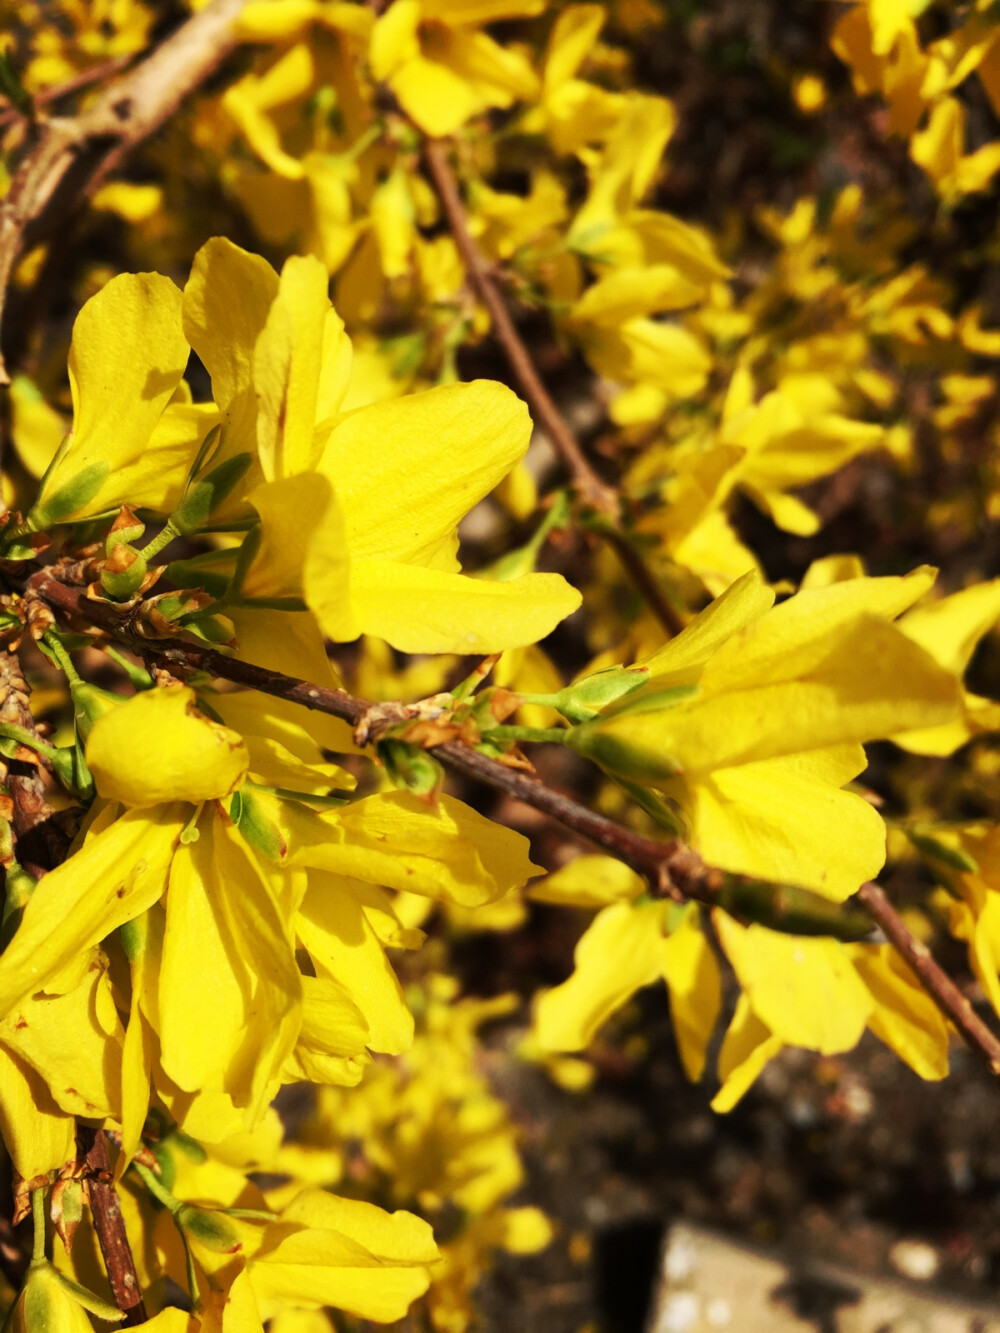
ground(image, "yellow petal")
xmin=850 ymin=945 xmax=949 ymax=1080
xmin=899 ymin=579 xmax=1000 ymax=677
xmin=316 ymin=381 xmax=530 ymax=565
xmin=37 ymin=273 xmax=189 ymax=522
xmin=10 ymin=374 xmax=65 ymax=478
xmin=639 ymin=569 xmax=775 ymax=686
xmin=0 ymin=1044 xmax=75 ymax=1177
xmin=158 ymin=835 xmax=253 ymax=1097
xmin=544 ymin=4 xmax=605 ymax=91
xmin=311 ymin=557 xmax=581 ymax=654
xmin=534 ymin=900 xmax=666 ymax=1051
xmin=710 ymin=994 xmax=782 ymax=1113
xmin=592 ymin=613 xmax=958 ymax=776
xmin=183 ymin=238 xmax=279 ymax=468
xmin=572 ymin=265 xmax=706 ymax=324
xmin=243 ymin=474 xmax=336 ymax=600
xmin=254 ymin=255 xmax=347 ymax=481
xmin=221 ymin=607 xmax=355 ymax=755
xmin=296 ymin=871 xmax=414 ymax=1055
xmin=673 ymin=746 xmax=887 ymax=900
xmin=528 ymin=854 xmax=645 ymax=908
xmin=714 ymin=913 xmax=873 ymax=1053
xmin=291 ymin=792 xmax=541 ymax=908
xmin=0 ymin=810 xmax=182 ymax=1018
xmin=1 ymin=968 xmax=123 ymax=1120
xmin=86 ymin=686 xmax=249 ymax=808
xmin=250 ymin=1191 xmax=438 ymax=1323
xmin=659 ymin=907 xmax=722 ymax=1081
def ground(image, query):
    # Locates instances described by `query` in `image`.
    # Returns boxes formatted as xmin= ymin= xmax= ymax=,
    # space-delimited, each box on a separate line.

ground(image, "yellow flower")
xmin=29 ymin=274 xmax=213 ymax=528
xmin=568 ymin=568 xmax=959 ymax=897
xmin=183 ymin=237 xmax=581 ymax=653
xmin=370 ymin=0 xmax=544 ymax=137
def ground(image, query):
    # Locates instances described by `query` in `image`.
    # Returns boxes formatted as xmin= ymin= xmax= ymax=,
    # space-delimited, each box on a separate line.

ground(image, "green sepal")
xmin=171 ymin=452 xmax=253 ymax=535
xmin=718 ymin=877 xmax=874 ymax=942
xmin=100 ymin=546 xmax=148 ymax=601
xmin=30 ymin=459 xmax=111 ymax=527
xmin=229 ymin=786 xmax=286 ymax=862
xmin=905 ymin=827 xmax=979 ymax=875
xmin=70 ymin=680 xmax=122 ymax=743
xmin=563 ymin=723 xmax=683 ymax=782
xmin=479 ymin=491 xmax=572 ymax=582
xmin=41 ymin=1264 xmax=125 ymax=1322
xmin=47 ymin=741 xmax=94 ymax=803
xmin=527 ymin=664 xmax=650 ymax=723
xmin=376 ymin=739 xmax=445 ymax=801
xmin=176 ymin=1205 xmax=241 ymax=1254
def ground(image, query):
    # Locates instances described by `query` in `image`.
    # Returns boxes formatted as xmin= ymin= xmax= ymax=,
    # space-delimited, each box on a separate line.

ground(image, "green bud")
xmin=105 ymin=505 xmax=146 ymax=553
xmin=544 ymin=666 xmax=650 ymax=723
xmin=47 ymin=743 xmax=94 ymax=803
xmin=377 ymin=739 xmax=444 ymax=801
xmin=99 ymin=543 xmax=148 ymax=601
xmin=171 ymin=452 xmax=253 ymax=535
xmin=1 ymin=857 xmax=36 ymax=950
xmin=70 ymin=679 xmax=122 ymax=742
xmin=906 ymin=828 xmax=978 ymax=875
xmin=717 ymin=877 xmax=874 ymax=942
xmin=176 ymin=1205 xmax=241 ymax=1254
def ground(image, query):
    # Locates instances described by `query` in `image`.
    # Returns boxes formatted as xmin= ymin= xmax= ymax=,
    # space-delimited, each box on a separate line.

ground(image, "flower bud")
xmin=99 ymin=542 xmax=148 ymax=602
xmin=14 ymin=1260 xmax=123 ymax=1333
xmin=70 ymin=679 xmax=122 ymax=742
xmin=105 ymin=505 xmax=145 ymax=554
xmin=377 ymin=739 xmax=444 ymax=802
xmin=546 ymin=666 xmax=649 ymax=723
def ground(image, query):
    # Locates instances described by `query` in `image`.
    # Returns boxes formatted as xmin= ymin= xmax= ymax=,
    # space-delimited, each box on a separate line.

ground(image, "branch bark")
xmin=76 ymin=1127 xmax=147 ymax=1327
xmin=856 ymin=881 xmax=1000 ymax=1077
xmin=423 ymin=138 xmax=686 ymax=638
xmin=0 ymin=0 xmax=247 ymax=382
xmin=36 ymin=574 xmax=1000 ymax=1080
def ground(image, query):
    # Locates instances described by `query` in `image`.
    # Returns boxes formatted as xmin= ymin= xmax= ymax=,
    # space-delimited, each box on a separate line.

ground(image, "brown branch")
xmin=0 ymin=55 xmax=136 ymax=131
xmin=422 ymin=138 xmax=686 ymax=638
xmin=0 ymin=0 xmax=247 ymax=383
xmin=76 ymin=1126 xmax=146 ymax=1327
xmin=0 ymin=648 xmax=143 ymax=1315
xmin=37 ymin=576 xmax=719 ymax=904
xmin=0 ymin=650 xmax=72 ymax=878
xmin=856 ymin=881 xmax=1000 ymax=1078
xmin=35 ymin=578 xmax=1000 ymax=1079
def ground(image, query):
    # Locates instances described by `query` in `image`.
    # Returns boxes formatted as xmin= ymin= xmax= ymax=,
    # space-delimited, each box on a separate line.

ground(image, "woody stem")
xmin=36 ymin=573 xmax=1000 ymax=1081
xmin=422 ymin=138 xmax=686 ymax=638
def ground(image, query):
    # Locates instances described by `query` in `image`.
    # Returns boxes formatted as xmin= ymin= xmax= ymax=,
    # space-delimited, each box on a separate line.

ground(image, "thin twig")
xmin=0 ymin=55 xmax=136 ymax=131
xmin=856 ymin=881 xmax=1000 ymax=1078
xmin=0 ymin=650 xmax=72 ymax=878
xmin=37 ymin=574 xmax=1000 ymax=1081
xmin=423 ymin=138 xmax=686 ymax=638
xmin=37 ymin=576 xmax=719 ymax=904
xmin=0 ymin=0 xmax=247 ymax=383
xmin=76 ymin=1126 xmax=146 ymax=1326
